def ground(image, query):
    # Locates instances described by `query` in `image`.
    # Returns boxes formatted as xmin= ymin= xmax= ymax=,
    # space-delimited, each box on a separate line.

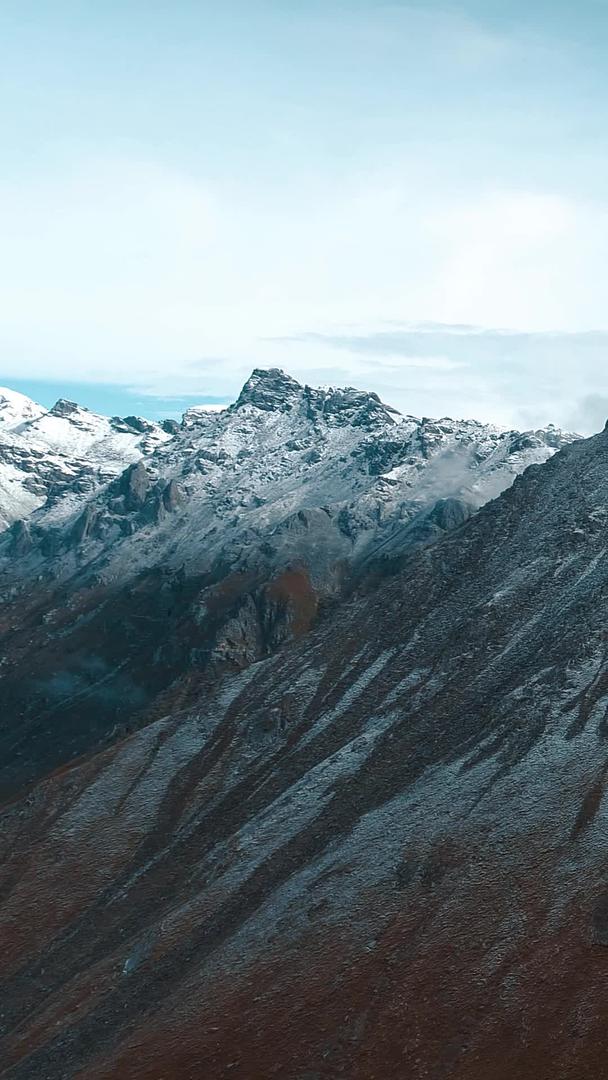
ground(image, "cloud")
xmin=279 ymin=334 xmax=465 ymax=370
xmin=1 ymin=143 xmax=608 ymax=432
xmin=564 ymin=394 xmax=608 ymax=435
xmin=270 ymin=325 xmax=608 ymax=432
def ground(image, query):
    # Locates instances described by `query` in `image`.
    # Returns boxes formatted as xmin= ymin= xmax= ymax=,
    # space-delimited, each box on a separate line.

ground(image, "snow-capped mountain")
xmin=20 ymin=396 xmax=170 ymax=460
xmin=0 ymin=386 xmax=46 ymax=430
xmin=2 ymin=400 xmax=608 ymax=1080
xmin=0 ymin=389 xmax=172 ymax=531
xmin=4 ymin=367 xmax=577 ymax=567
xmin=0 ymin=367 xmax=579 ymax=798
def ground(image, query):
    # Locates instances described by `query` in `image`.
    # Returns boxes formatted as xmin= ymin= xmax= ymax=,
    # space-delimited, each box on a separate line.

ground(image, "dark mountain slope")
xmin=1 ymin=424 xmax=608 ymax=1078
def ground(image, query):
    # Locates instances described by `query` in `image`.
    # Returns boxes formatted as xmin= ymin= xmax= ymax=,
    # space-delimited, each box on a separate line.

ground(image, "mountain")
xmin=0 ymin=390 xmax=171 ymax=532
xmin=0 ymin=369 xmax=577 ymax=796
xmin=0 ymin=409 xmax=607 ymax=1079
xmin=19 ymin=396 xmax=170 ymax=460
xmin=0 ymin=387 xmax=46 ymax=430
xmin=0 ymin=370 xmax=575 ymax=549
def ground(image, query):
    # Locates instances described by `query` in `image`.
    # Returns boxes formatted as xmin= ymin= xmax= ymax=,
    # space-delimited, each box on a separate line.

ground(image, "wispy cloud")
xmin=266 ymin=324 xmax=608 ymax=432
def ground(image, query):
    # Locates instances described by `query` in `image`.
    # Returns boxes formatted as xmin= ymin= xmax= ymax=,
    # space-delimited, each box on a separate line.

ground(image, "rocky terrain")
xmin=3 ymin=371 xmax=607 ymax=1079
xmin=0 ymin=369 xmax=576 ymax=797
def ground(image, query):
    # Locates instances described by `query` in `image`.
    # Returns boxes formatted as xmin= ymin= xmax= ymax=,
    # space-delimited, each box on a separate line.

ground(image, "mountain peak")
xmin=232 ymin=368 xmax=402 ymax=430
xmin=234 ymin=368 xmax=303 ymax=412
xmin=49 ymin=398 xmax=86 ymax=418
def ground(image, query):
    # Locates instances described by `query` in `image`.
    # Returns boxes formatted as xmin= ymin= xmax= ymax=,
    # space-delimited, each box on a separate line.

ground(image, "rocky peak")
xmin=49 ymin=398 xmax=82 ymax=419
xmin=306 ymin=384 xmax=400 ymax=429
xmin=233 ymin=367 xmax=401 ymax=429
xmin=234 ymin=368 xmax=303 ymax=413
xmin=119 ymin=460 xmax=151 ymax=511
xmin=111 ymin=414 xmax=159 ymax=436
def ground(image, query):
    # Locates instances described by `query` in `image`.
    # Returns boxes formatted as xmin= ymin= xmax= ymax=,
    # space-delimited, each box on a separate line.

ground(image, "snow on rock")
xmin=54 ymin=366 xmax=576 ymax=590
xmin=21 ymin=397 xmax=170 ymax=463
xmin=0 ymin=396 xmax=173 ymax=533
xmin=0 ymin=369 xmax=578 ymax=551
xmin=0 ymin=386 xmax=47 ymax=431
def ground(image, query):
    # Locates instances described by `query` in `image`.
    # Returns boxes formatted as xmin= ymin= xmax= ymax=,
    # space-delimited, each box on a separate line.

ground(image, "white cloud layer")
xmin=2 ymin=3 xmax=608 ymax=430
xmin=1 ymin=153 xmax=608 ymax=431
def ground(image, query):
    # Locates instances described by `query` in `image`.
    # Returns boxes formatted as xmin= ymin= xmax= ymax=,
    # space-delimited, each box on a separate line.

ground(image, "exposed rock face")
xmin=235 ymin=366 xmax=303 ymax=412
xmin=70 ymin=504 xmax=99 ymax=546
xmin=47 ymin=397 xmax=80 ymax=419
xmin=8 ymin=519 xmax=32 ymax=557
xmin=162 ymin=477 xmax=183 ymax=512
xmin=3 ymin=423 xmax=608 ymax=1078
xmin=120 ymin=460 xmax=151 ymax=511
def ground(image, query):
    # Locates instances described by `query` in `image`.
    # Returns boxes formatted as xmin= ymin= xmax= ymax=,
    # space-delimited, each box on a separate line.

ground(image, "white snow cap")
xmin=0 ymin=387 xmax=47 ymax=432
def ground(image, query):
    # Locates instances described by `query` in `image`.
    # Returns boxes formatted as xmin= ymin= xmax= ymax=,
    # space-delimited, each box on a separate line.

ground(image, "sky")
xmin=1 ymin=1 xmax=608 ymax=430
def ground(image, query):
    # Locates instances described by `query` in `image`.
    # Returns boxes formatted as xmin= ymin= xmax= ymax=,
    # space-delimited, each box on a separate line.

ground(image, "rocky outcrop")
xmin=119 ymin=460 xmax=150 ymax=510
xmin=8 ymin=519 xmax=32 ymax=557
xmin=162 ymin=477 xmax=183 ymax=512
xmin=47 ymin=397 xmax=80 ymax=418
xmin=70 ymin=504 xmax=99 ymax=545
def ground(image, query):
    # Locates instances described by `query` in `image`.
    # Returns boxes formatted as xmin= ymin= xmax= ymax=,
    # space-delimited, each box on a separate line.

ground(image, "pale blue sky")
xmin=1 ymin=2 xmax=608 ymax=429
